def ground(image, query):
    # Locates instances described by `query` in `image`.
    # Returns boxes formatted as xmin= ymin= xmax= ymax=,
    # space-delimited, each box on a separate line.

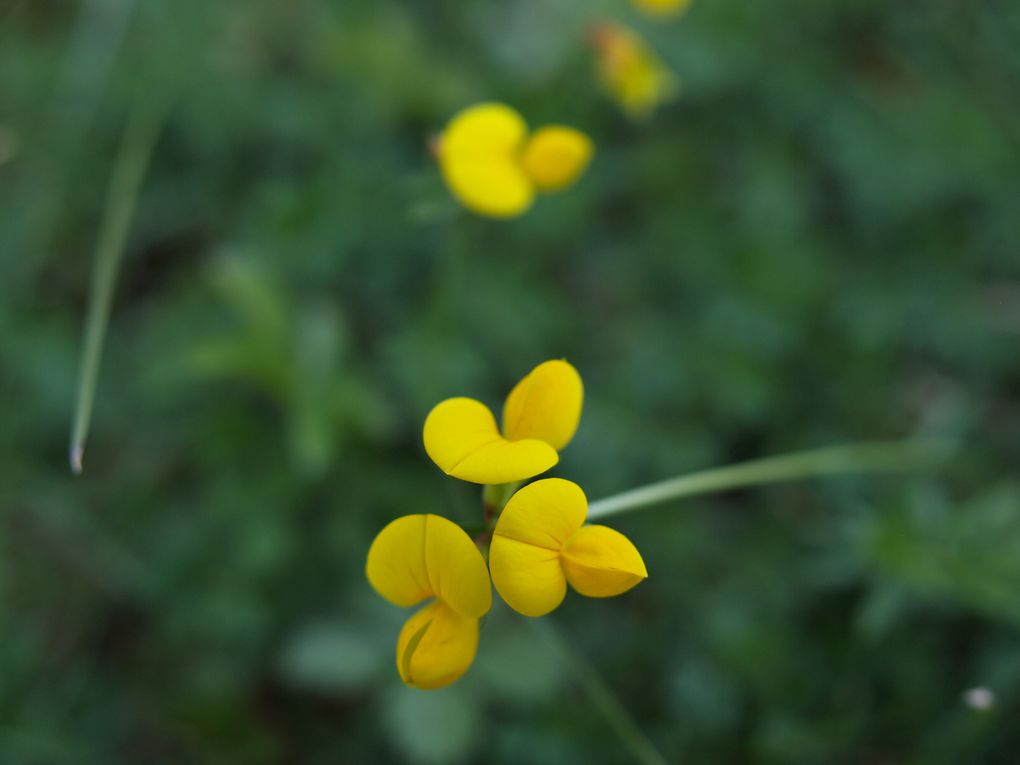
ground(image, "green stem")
xmin=69 ymin=99 xmax=164 ymax=474
xmin=482 ymin=481 xmax=522 ymax=526
xmin=532 ymin=619 xmax=668 ymax=765
xmin=586 ymin=438 xmax=951 ymax=520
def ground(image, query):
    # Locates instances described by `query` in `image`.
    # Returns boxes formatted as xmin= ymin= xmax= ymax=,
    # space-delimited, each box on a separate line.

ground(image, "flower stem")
xmin=481 ymin=481 xmax=522 ymax=526
xmin=532 ymin=619 xmax=668 ymax=765
xmin=69 ymin=98 xmax=163 ymax=474
xmin=586 ymin=438 xmax=952 ymax=520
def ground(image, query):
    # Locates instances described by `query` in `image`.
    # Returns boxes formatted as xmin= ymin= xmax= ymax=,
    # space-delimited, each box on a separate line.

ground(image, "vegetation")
xmin=1 ymin=0 xmax=1018 ymax=762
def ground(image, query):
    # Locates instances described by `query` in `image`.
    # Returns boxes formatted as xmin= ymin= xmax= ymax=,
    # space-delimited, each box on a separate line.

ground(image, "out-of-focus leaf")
xmin=474 ymin=611 xmax=567 ymax=703
xmin=863 ymin=484 xmax=1020 ymax=627
xmin=278 ymin=619 xmax=388 ymax=695
xmin=382 ymin=683 xmax=481 ymax=765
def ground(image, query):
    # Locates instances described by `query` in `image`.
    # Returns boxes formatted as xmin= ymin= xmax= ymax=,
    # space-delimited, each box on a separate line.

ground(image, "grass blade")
xmin=69 ymin=100 xmax=163 ymax=474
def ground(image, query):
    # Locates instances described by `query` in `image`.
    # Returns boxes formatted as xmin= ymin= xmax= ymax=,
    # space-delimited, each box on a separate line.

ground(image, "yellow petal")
xmin=441 ymin=102 xmax=527 ymax=158
xmin=502 ymin=360 xmax=583 ymax=451
xmin=438 ymin=102 xmax=534 ymax=218
xmin=366 ymin=514 xmax=491 ymax=618
xmin=366 ymin=515 xmax=431 ymax=608
xmin=492 ymin=477 xmax=587 ymax=549
xmin=396 ymin=601 xmax=479 ymax=690
xmin=448 ymin=439 xmax=560 ymax=485
xmin=520 ymin=126 xmax=594 ymax=193
xmin=560 ymin=525 xmax=647 ymax=598
xmin=631 ymin=0 xmax=693 ymax=18
xmin=424 ymin=397 xmax=558 ymax=484
xmin=489 ymin=478 xmax=587 ymax=617
xmin=423 ymin=513 xmax=492 ymax=618
xmin=441 ymin=156 xmax=533 ymax=218
xmin=488 ymin=535 xmax=566 ymax=617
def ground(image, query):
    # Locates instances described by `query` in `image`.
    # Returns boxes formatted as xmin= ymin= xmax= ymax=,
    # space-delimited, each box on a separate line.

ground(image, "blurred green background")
xmin=2 ymin=0 xmax=1019 ymax=762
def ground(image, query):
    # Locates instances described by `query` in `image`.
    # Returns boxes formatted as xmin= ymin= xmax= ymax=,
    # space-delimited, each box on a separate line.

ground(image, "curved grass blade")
xmin=69 ymin=99 xmax=163 ymax=474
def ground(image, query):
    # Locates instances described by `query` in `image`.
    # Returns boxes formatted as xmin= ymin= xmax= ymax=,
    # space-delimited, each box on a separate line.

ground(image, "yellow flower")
xmin=437 ymin=103 xmax=594 ymax=218
xmin=631 ymin=0 xmax=693 ymax=19
xmin=590 ymin=23 xmax=679 ymax=120
xmin=366 ymin=514 xmax=492 ymax=690
xmin=489 ymin=478 xmax=647 ymax=617
xmin=423 ymin=359 xmax=583 ymax=485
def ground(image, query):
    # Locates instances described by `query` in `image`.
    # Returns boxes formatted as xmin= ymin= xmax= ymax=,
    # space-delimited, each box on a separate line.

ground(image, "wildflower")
xmin=489 ymin=478 xmax=647 ymax=616
xmin=631 ymin=0 xmax=693 ymax=19
xmin=366 ymin=514 xmax=492 ymax=689
xmin=437 ymin=103 xmax=594 ymax=218
xmin=423 ymin=359 xmax=583 ymax=484
xmin=589 ymin=22 xmax=679 ymax=120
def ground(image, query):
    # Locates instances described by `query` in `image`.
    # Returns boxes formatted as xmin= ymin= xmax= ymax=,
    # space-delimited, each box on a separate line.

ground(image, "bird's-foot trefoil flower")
xmin=489 ymin=478 xmax=647 ymax=617
xmin=436 ymin=103 xmax=594 ymax=218
xmin=589 ymin=22 xmax=679 ymax=120
xmin=368 ymin=360 xmax=937 ymax=696
xmin=423 ymin=359 xmax=583 ymax=485
xmin=631 ymin=0 xmax=693 ymax=19
xmin=366 ymin=514 xmax=492 ymax=690
xmin=368 ymin=359 xmax=659 ymax=690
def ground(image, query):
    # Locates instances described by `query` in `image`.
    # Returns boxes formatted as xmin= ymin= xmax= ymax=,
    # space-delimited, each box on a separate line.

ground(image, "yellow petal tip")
xmin=561 ymin=525 xmax=648 ymax=599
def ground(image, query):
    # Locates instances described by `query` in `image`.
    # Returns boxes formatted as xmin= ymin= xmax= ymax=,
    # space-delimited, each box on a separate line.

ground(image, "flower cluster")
xmin=366 ymin=361 xmax=647 ymax=689
xmin=372 ymin=0 xmax=695 ymax=692
xmin=432 ymin=5 xmax=692 ymax=216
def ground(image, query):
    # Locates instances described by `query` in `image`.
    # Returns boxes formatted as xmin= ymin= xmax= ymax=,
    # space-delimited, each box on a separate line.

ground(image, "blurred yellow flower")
xmin=424 ymin=359 xmax=583 ymax=484
xmin=366 ymin=514 xmax=492 ymax=690
xmin=631 ymin=0 xmax=693 ymax=19
xmin=590 ymin=22 xmax=679 ymax=119
xmin=489 ymin=478 xmax=647 ymax=617
xmin=437 ymin=103 xmax=594 ymax=218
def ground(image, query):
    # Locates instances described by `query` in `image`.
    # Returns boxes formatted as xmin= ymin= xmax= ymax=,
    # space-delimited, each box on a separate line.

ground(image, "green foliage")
xmin=1 ymin=0 xmax=1018 ymax=762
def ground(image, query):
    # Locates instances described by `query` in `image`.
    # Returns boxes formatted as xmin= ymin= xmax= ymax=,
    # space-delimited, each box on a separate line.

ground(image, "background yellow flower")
xmin=590 ymin=22 xmax=679 ymax=119
xmin=631 ymin=0 xmax=694 ymax=19
xmin=438 ymin=103 xmax=594 ymax=217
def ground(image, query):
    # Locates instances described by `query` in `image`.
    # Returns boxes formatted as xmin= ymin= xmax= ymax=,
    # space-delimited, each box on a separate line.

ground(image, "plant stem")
xmin=586 ymin=438 xmax=951 ymax=520
xmin=482 ymin=480 xmax=522 ymax=526
xmin=69 ymin=99 xmax=163 ymax=474
xmin=532 ymin=619 xmax=668 ymax=765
